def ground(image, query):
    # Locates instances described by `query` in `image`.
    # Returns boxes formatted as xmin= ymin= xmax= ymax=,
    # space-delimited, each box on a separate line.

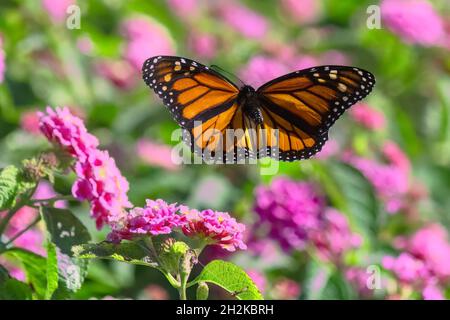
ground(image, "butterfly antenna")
xmin=210 ymin=64 xmax=246 ymax=87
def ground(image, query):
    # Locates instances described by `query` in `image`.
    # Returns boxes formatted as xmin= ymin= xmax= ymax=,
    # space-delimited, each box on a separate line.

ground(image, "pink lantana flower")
xmin=350 ymin=103 xmax=386 ymax=131
xmin=381 ymin=0 xmax=445 ymax=46
xmin=39 ymin=107 xmax=132 ymax=230
xmin=38 ymin=106 xmax=98 ymax=162
xmin=218 ymin=2 xmax=268 ymax=39
xmin=41 ymin=0 xmax=75 ymax=23
xmin=109 ymin=199 xmax=185 ymax=241
xmin=180 ymin=206 xmax=247 ymax=252
xmin=72 ymin=149 xmax=132 ymax=229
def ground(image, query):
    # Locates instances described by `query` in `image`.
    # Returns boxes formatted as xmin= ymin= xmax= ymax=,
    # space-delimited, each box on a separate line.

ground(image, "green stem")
xmin=0 ymin=184 xmax=38 ymax=236
xmin=179 ymin=272 xmax=188 ymax=300
xmin=4 ymin=216 xmax=41 ymax=247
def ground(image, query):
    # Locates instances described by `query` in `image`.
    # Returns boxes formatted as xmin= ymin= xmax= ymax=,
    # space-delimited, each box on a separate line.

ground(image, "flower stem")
xmin=179 ymin=273 xmax=188 ymax=300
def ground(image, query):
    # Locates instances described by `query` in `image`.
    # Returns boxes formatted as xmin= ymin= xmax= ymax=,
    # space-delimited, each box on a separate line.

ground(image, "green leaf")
xmin=72 ymin=241 xmax=158 ymax=268
xmin=45 ymin=241 xmax=58 ymax=299
xmin=0 ymin=278 xmax=33 ymax=300
xmin=0 ymin=264 xmax=9 ymax=282
xmin=4 ymin=248 xmax=47 ymax=299
xmin=327 ymin=162 xmax=380 ymax=243
xmin=41 ymin=207 xmax=91 ymax=292
xmin=190 ymin=260 xmax=263 ymax=300
xmin=302 ymin=260 xmax=332 ymax=300
xmin=0 ymin=165 xmax=19 ymax=210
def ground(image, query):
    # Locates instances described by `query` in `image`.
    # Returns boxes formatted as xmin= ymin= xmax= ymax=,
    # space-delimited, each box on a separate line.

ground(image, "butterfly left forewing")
xmin=142 ymin=56 xmax=239 ymax=130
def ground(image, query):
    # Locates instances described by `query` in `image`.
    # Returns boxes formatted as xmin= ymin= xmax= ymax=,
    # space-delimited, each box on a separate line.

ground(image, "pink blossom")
xmin=350 ymin=103 xmax=386 ymax=131
xmin=272 ymin=278 xmax=301 ymax=299
xmin=281 ymin=0 xmax=322 ymax=24
xmin=382 ymin=141 xmax=410 ymax=174
xmin=253 ymin=178 xmax=324 ymax=251
xmin=316 ymin=139 xmax=339 ymax=159
xmin=38 ymin=106 xmax=99 ymax=162
xmin=136 ymin=139 xmax=180 ymax=171
xmin=188 ymin=33 xmax=218 ymax=59
xmin=290 ymin=55 xmax=320 ymax=71
xmin=95 ymin=59 xmax=136 ymax=89
xmin=72 ymin=149 xmax=132 ymax=229
xmin=41 ymin=0 xmax=75 ymax=23
xmin=408 ymin=224 xmax=450 ymax=280
xmin=0 ymin=36 xmax=5 ymax=83
xmin=39 ymin=107 xmax=132 ymax=230
xmin=20 ymin=110 xmax=41 ymax=135
xmin=180 ymin=206 xmax=247 ymax=252
xmin=311 ymin=208 xmax=361 ymax=262
xmin=239 ymin=56 xmax=288 ymax=87
xmin=247 ymin=269 xmax=266 ymax=293
xmin=167 ymin=0 xmax=199 ymax=18
xmin=109 ymin=199 xmax=185 ymax=241
xmin=422 ymin=282 xmax=444 ymax=300
xmin=345 ymin=267 xmax=374 ymax=298
xmin=76 ymin=36 xmax=93 ymax=55
xmin=13 ymin=229 xmax=45 ymax=256
xmin=219 ymin=2 xmax=268 ymax=39
xmin=382 ymin=253 xmax=429 ymax=283
xmin=122 ymin=17 xmax=175 ymax=70
xmin=381 ymin=0 xmax=445 ymax=46
xmin=145 ymin=284 xmax=169 ymax=300
xmin=33 ymin=180 xmax=67 ymax=209
xmin=7 ymin=206 xmax=37 ymax=232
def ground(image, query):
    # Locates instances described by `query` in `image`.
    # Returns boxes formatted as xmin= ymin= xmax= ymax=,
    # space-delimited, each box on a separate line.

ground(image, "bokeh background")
xmin=1 ymin=0 xmax=450 ymax=299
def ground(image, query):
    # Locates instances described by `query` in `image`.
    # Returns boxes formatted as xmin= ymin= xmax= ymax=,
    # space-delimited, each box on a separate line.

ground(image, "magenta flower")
xmin=122 ymin=17 xmax=175 ymax=70
xmin=41 ymin=0 xmax=75 ymax=23
xmin=39 ymin=107 xmax=132 ymax=230
xmin=382 ymin=253 xmax=429 ymax=283
xmin=247 ymin=269 xmax=266 ymax=293
xmin=272 ymin=278 xmax=301 ymax=299
xmin=167 ymin=0 xmax=199 ymax=19
xmin=382 ymin=224 xmax=450 ymax=299
xmin=253 ymin=177 xmax=324 ymax=251
xmin=281 ymin=0 xmax=322 ymax=24
xmin=0 ymin=36 xmax=5 ymax=83
xmin=381 ymin=0 xmax=445 ymax=46
xmin=239 ymin=56 xmax=288 ymax=88
xmin=136 ymin=139 xmax=180 ymax=171
xmin=95 ymin=59 xmax=136 ymax=89
xmin=180 ymin=206 xmax=247 ymax=252
xmin=219 ymin=2 xmax=268 ymax=39
xmin=109 ymin=199 xmax=185 ymax=241
xmin=345 ymin=267 xmax=376 ymax=298
xmin=72 ymin=149 xmax=132 ymax=229
xmin=38 ymin=106 xmax=99 ymax=162
xmin=20 ymin=110 xmax=41 ymax=135
xmin=310 ymin=208 xmax=361 ymax=262
xmin=188 ymin=32 xmax=218 ymax=59
xmin=350 ymin=103 xmax=386 ymax=131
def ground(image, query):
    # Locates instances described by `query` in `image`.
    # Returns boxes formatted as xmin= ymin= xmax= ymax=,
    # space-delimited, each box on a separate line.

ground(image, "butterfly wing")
xmin=257 ymin=65 xmax=375 ymax=161
xmin=142 ymin=56 xmax=240 ymax=130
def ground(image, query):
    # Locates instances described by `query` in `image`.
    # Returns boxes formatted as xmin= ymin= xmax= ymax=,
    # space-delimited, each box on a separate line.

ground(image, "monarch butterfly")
xmin=142 ymin=56 xmax=375 ymax=163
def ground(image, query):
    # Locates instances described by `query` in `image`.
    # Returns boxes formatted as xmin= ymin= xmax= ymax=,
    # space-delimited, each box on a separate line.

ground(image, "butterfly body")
xmin=142 ymin=56 xmax=375 ymax=162
xmin=238 ymin=85 xmax=264 ymax=125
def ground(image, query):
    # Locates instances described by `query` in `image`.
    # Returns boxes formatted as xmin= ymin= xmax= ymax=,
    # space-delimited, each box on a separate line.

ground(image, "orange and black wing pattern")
xmin=257 ymin=65 xmax=375 ymax=161
xmin=142 ymin=56 xmax=239 ymax=130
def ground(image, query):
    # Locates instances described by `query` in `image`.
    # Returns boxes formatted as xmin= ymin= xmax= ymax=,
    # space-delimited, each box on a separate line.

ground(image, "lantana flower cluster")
xmin=39 ymin=106 xmax=247 ymax=252
xmin=253 ymin=177 xmax=361 ymax=260
xmin=110 ymin=200 xmax=247 ymax=252
xmin=382 ymin=224 xmax=450 ymax=300
xmin=39 ymin=106 xmax=132 ymax=229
